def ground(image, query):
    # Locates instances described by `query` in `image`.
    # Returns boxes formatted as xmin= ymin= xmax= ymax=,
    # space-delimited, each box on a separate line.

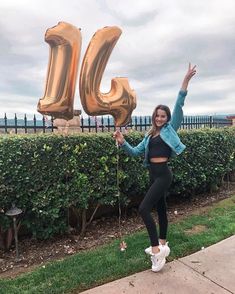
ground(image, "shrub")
xmin=0 ymin=127 xmax=234 ymax=241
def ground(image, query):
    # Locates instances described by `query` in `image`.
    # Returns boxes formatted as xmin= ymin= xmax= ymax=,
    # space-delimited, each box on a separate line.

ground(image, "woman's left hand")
xmin=181 ymin=63 xmax=197 ymax=91
xmin=185 ymin=63 xmax=197 ymax=81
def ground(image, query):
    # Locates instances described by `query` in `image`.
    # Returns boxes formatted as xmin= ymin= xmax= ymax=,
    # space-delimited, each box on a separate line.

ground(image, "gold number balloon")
xmin=38 ymin=22 xmax=136 ymax=126
xmin=79 ymin=26 xmax=136 ymax=126
xmin=37 ymin=22 xmax=82 ymax=120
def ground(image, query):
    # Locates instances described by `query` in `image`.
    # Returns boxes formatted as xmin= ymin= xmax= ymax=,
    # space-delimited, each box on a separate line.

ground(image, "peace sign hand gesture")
xmin=181 ymin=63 xmax=197 ymax=91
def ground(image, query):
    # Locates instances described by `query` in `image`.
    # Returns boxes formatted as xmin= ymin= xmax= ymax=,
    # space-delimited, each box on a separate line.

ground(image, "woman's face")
xmin=154 ymin=109 xmax=168 ymax=128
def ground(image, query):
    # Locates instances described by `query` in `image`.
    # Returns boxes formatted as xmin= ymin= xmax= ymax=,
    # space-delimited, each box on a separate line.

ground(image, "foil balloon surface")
xmin=79 ymin=26 xmax=136 ymax=127
xmin=37 ymin=22 xmax=81 ymax=120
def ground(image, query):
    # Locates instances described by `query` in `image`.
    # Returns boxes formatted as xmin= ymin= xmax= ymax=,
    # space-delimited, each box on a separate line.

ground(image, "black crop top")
xmin=148 ymin=135 xmax=171 ymax=158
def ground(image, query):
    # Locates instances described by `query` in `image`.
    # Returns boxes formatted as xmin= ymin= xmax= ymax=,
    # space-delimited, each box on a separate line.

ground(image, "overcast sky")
xmin=1 ymin=0 xmax=235 ymax=119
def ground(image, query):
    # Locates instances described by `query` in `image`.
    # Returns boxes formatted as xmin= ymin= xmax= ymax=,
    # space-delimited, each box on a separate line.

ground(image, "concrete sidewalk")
xmin=80 ymin=235 xmax=235 ymax=294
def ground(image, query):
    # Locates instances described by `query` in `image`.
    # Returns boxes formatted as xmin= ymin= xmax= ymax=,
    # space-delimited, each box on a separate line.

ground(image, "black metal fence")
xmin=0 ymin=114 xmax=55 ymax=134
xmin=0 ymin=113 xmax=232 ymax=135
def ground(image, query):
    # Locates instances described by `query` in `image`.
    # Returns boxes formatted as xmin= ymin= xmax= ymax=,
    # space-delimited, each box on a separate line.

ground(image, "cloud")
xmin=0 ymin=0 xmax=235 ymax=118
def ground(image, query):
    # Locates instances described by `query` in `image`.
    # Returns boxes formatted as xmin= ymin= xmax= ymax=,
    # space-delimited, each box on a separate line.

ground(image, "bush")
xmin=169 ymin=127 xmax=235 ymax=195
xmin=0 ymin=127 xmax=234 ymax=240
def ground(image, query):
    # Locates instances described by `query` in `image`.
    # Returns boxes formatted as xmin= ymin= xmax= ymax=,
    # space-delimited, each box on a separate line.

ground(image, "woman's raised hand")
xmin=181 ymin=63 xmax=197 ymax=91
xmin=185 ymin=63 xmax=197 ymax=81
xmin=113 ymin=130 xmax=125 ymax=145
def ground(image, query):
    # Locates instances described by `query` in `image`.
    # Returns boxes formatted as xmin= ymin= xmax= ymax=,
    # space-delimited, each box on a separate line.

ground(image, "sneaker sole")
xmin=151 ymin=257 xmax=166 ymax=272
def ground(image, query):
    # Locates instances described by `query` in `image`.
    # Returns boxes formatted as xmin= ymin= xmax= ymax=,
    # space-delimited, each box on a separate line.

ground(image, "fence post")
xmin=81 ymin=116 xmax=84 ymax=132
xmin=134 ymin=117 xmax=137 ymax=131
xmin=181 ymin=117 xmax=184 ymax=129
xmin=51 ymin=117 xmax=54 ymax=132
xmin=95 ymin=116 xmax=98 ymax=133
xmin=101 ymin=116 xmax=104 ymax=132
xmin=107 ymin=116 xmax=110 ymax=132
xmin=4 ymin=113 xmax=7 ymax=133
xmin=42 ymin=116 xmax=45 ymax=133
xmin=144 ymin=116 xmax=147 ymax=131
xmin=209 ymin=116 xmax=213 ymax=128
xmin=33 ymin=115 xmax=37 ymax=133
xmin=24 ymin=114 xmax=27 ymax=133
xmin=140 ymin=116 xmax=142 ymax=132
xmin=88 ymin=116 xmax=91 ymax=132
xmin=14 ymin=113 xmax=17 ymax=134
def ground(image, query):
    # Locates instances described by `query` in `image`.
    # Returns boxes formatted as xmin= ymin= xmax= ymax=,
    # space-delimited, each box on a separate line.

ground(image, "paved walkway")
xmin=80 ymin=235 xmax=235 ymax=294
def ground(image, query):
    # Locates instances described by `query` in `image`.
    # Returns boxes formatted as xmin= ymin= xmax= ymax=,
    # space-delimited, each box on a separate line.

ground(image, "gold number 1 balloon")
xmin=37 ymin=22 xmax=82 ymax=120
xmin=38 ymin=22 xmax=136 ymax=126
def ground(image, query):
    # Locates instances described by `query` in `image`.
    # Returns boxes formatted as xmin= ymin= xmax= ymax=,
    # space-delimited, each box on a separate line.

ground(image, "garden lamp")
xmin=5 ymin=204 xmax=22 ymax=261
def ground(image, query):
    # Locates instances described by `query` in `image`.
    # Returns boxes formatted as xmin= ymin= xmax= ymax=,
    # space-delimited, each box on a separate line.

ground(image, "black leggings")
xmin=139 ymin=162 xmax=173 ymax=246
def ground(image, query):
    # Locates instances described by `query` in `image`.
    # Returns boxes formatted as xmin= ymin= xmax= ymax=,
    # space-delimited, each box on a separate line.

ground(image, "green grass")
xmin=0 ymin=195 xmax=235 ymax=294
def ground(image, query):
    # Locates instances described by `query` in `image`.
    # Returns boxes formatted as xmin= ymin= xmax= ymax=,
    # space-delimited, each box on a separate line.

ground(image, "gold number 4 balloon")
xmin=37 ymin=22 xmax=136 ymax=126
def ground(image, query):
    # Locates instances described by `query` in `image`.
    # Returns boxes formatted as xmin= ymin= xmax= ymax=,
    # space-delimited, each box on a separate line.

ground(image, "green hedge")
xmin=0 ymin=127 xmax=234 ymax=239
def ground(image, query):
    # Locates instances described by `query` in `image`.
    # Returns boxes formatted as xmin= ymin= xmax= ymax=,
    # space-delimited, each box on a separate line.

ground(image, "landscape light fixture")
xmin=5 ymin=204 xmax=22 ymax=261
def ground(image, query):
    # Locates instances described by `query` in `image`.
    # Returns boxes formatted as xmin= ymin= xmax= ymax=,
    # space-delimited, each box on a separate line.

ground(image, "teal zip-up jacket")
xmin=120 ymin=90 xmax=187 ymax=167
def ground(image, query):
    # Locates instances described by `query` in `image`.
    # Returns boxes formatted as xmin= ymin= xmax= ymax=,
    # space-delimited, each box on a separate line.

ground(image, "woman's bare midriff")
xmin=150 ymin=157 xmax=168 ymax=163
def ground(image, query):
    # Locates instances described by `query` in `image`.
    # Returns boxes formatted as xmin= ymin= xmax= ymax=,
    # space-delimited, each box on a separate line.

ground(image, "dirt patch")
xmin=185 ymin=224 xmax=208 ymax=235
xmin=0 ymin=182 xmax=234 ymax=279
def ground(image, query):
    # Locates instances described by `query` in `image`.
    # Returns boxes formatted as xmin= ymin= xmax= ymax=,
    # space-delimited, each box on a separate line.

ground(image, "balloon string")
xmin=116 ymin=138 xmax=122 ymax=239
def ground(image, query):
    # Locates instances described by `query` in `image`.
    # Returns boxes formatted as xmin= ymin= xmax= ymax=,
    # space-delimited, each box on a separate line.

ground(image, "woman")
xmin=113 ymin=63 xmax=197 ymax=272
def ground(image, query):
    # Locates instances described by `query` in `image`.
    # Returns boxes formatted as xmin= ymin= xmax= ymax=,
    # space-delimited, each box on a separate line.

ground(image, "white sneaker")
xmin=145 ymin=242 xmax=170 ymax=257
xmin=150 ymin=247 xmax=166 ymax=272
xmin=145 ymin=246 xmax=152 ymax=255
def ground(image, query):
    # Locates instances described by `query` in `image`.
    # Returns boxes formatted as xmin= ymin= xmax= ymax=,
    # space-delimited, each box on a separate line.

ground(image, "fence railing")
xmin=0 ymin=113 xmax=232 ymax=134
xmin=0 ymin=114 xmax=55 ymax=134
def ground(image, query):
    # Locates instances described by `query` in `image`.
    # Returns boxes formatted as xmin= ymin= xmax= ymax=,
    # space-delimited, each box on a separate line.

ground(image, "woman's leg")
xmin=139 ymin=163 xmax=172 ymax=253
xmin=139 ymin=177 xmax=168 ymax=248
xmin=156 ymin=195 xmax=168 ymax=242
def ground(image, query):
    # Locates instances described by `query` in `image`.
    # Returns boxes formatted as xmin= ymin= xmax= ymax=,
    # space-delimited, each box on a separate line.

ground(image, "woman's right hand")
xmin=113 ymin=130 xmax=125 ymax=145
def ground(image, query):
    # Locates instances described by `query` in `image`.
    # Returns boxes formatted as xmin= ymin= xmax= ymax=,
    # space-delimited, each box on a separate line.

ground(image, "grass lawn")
xmin=0 ymin=195 xmax=235 ymax=294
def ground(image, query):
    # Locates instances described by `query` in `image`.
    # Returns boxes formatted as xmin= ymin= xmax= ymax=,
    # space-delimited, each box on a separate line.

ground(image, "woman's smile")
xmin=155 ymin=109 xmax=168 ymax=127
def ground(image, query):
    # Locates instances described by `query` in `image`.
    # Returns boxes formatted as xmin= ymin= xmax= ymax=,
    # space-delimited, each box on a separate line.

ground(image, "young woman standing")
xmin=113 ymin=63 xmax=197 ymax=272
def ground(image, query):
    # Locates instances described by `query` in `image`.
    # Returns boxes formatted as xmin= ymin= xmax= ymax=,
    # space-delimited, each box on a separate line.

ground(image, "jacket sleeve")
xmin=120 ymin=138 xmax=145 ymax=156
xmin=170 ymin=90 xmax=187 ymax=131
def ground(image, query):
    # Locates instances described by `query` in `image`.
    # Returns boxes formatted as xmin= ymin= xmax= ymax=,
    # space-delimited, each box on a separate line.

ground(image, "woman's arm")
xmin=170 ymin=63 xmax=197 ymax=131
xmin=113 ymin=130 xmax=145 ymax=156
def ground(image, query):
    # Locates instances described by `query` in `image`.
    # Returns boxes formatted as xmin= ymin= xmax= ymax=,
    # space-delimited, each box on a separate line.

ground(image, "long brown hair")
xmin=147 ymin=105 xmax=171 ymax=136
